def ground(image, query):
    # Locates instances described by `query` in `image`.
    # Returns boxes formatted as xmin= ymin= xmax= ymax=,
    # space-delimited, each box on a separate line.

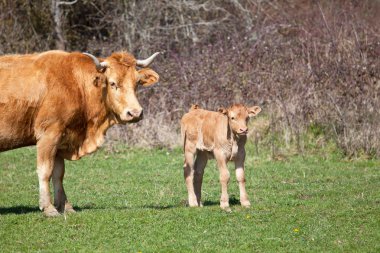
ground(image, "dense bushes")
xmin=0 ymin=0 xmax=379 ymax=157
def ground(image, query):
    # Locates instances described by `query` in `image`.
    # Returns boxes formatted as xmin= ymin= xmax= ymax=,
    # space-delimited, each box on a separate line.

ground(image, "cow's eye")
xmin=231 ymin=117 xmax=235 ymax=120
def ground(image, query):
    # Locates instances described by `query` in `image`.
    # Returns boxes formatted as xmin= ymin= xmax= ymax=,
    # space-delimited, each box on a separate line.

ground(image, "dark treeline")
xmin=1 ymin=0 xmax=379 ymax=157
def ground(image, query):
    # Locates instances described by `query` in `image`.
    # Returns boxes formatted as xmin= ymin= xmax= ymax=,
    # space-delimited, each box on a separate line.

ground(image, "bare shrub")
xmin=0 ymin=0 xmax=379 ymax=157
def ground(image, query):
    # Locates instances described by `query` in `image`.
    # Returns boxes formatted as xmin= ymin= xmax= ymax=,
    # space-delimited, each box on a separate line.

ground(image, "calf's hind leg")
xmin=183 ymin=143 xmax=198 ymax=207
xmin=52 ymin=155 xmax=75 ymax=213
xmin=193 ymin=151 xmax=208 ymax=206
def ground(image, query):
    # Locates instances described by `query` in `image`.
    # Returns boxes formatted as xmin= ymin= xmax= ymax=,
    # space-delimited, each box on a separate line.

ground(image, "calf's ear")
xmin=218 ymin=107 xmax=228 ymax=115
xmin=138 ymin=68 xmax=159 ymax=87
xmin=190 ymin=104 xmax=199 ymax=111
xmin=248 ymin=106 xmax=261 ymax=117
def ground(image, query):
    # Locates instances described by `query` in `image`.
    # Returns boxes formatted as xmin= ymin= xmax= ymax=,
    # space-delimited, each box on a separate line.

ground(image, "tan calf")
xmin=181 ymin=104 xmax=261 ymax=211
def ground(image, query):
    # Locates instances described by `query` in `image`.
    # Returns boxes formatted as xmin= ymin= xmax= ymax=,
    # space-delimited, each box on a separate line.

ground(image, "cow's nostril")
xmin=139 ymin=110 xmax=144 ymax=118
xmin=127 ymin=109 xmax=143 ymax=119
xmin=127 ymin=111 xmax=134 ymax=117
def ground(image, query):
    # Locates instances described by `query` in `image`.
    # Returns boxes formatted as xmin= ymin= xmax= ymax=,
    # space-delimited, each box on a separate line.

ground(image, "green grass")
xmin=0 ymin=144 xmax=379 ymax=252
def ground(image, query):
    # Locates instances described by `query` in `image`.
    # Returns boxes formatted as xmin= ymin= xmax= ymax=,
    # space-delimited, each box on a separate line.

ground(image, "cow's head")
xmin=84 ymin=52 xmax=160 ymax=124
xmin=218 ymin=104 xmax=261 ymax=136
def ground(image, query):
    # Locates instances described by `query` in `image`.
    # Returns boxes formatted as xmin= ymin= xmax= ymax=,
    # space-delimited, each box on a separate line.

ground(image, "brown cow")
xmin=0 ymin=50 xmax=160 ymax=216
xmin=181 ymin=104 xmax=261 ymax=211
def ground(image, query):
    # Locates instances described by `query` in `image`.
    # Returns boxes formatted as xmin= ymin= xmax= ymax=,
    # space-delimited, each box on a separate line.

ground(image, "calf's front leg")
xmin=215 ymin=150 xmax=231 ymax=212
xmin=235 ymin=153 xmax=251 ymax=208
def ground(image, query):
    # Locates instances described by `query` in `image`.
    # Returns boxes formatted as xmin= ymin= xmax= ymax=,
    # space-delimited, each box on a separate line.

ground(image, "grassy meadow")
xmin=0 ymin=144 xmax=379 ymax=252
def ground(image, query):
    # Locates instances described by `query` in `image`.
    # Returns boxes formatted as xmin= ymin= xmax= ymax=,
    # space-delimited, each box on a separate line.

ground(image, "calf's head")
xmin=218 ymin=104 xmax=261 ymax=136
xmin=84 ymin=52 xmax=160 ymax=123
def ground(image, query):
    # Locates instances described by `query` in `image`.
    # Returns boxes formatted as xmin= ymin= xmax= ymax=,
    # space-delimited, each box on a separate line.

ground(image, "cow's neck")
xmin=78 ymin=83 xmax=115 ymax=157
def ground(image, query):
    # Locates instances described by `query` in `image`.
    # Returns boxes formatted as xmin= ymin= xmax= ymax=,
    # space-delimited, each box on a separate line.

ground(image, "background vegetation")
xmin=1 ymin=0 xmax=379 ymax=157
xmin=1 ymin=1 xmax=379 ymax=251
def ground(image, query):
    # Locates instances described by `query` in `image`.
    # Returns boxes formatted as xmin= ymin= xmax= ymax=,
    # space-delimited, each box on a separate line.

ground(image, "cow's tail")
xmin=181 ymin=125 xmax=187 ymax=152
xmin=180 ymin=124 xmax=188 ymax=171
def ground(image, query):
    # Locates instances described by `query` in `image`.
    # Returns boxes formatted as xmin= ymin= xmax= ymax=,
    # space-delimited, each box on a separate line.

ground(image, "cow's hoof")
xmin=64 ymin=203 xmax=76 ymax=213
xmin=54 ymin=203 xmax=65 ymax=213
xmin=43 ymin=205 xmax=60 ymax=217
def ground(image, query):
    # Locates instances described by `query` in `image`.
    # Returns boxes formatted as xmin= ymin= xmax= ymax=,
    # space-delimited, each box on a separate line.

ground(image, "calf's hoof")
xmin=187 ymin=199 xmax=200 ymax=207
xmin=221 ymin=206 xmax=232 ymax=213
xmin=43 ymin=205 xmax=60 ymax=217
xmin=64 ymin=203 xmax=76 ymax=213
xmin=220 ymin=202 xmax=232 ymax=212
xmin=241 ymin=200 xmax=251 ymax=208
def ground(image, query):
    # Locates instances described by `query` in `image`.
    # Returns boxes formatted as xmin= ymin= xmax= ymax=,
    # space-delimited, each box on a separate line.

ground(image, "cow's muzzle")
xmin=124 ymin=109 xmax=144 ymax=123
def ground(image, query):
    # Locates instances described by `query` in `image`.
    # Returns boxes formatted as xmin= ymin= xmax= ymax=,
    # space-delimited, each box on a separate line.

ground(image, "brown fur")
xmin=181 ymin=104 xmax=261 ymax=211
xmin=0 ymin=50 xmax=160 ymax=216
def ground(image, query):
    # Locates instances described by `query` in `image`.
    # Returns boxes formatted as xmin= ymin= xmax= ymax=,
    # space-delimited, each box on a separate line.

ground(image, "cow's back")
xmin=0 ymin=51 xmax=82 ymax=151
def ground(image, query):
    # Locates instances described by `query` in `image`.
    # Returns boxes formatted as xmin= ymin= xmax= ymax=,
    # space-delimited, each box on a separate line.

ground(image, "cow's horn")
xmin=83 ymin=52 xmax=108 ymax=71
xmin=136 ymin=52 xmax=161 ymax=67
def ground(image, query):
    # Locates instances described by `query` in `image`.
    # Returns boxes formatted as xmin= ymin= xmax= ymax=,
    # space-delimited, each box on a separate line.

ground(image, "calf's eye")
xmin=110 ymin=82 xmax=117 ymax=89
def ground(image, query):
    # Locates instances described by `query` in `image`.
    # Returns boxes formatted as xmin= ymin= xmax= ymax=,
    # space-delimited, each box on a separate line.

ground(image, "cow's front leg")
xmin=52 ymin=155 xmax=75 ymax=213
xmin=215 ymin=150 xmax=231 ymax=212
xmin=36 ymin=129 xmax=61 ymax=217
xmin=235 ymin=152 xmax=250 ymax=208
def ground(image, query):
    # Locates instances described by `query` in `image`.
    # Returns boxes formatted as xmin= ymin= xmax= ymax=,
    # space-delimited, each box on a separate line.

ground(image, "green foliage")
xmin=309 ymin=123 xmax=326 ymax=137
xmin=1 ymin=145 xmax=379 ymax=252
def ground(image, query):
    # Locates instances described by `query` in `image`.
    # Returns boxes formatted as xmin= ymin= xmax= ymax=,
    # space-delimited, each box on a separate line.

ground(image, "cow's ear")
xmin=218 ymin=107 xmax=228 ymax=115
xmin=248 ymin=106 xmax=261 ymax=117
xmin=138 ymin=68 xmax=159 ymax=87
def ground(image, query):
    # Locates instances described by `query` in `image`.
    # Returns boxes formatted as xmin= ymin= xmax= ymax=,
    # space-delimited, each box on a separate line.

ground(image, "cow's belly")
xmin=0 ymin=102 xmax=37 ymax=151
xmin=0 ymin=135 xmax=35 ymax=152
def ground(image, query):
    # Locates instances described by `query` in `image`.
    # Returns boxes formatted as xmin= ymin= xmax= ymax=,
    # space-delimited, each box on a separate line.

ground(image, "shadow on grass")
xmin=203 ymin=196 xmax=240 ymax=207
xmin=0 ymin=197 xmax=241 ymax=214
xmin=0 ymin=204 xmax=104 ymax=215
xmin=0 ymin=205 xmax=40 ymax=215
xmin=140 ymin=205 xmax=178 ymax=210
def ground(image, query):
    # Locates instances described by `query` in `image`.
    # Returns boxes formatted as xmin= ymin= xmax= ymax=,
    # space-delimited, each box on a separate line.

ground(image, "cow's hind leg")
xmin=183 ymin=143 xmax=198 ymax=207
xmin=193 ymin=151 xmax=208 ymax=207
xmin=52 ymin=155 xmax=75 ymax=213
xmin=36 ymin=129 xmax=61 ymax=217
